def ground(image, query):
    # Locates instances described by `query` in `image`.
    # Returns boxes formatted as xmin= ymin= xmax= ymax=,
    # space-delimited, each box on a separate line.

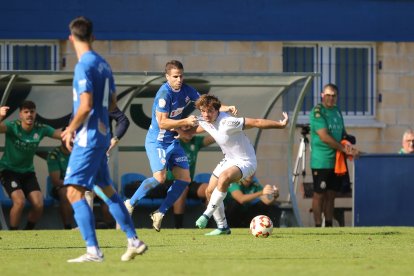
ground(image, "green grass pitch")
xmin=1 ymin=227 xmax=413 ymax=276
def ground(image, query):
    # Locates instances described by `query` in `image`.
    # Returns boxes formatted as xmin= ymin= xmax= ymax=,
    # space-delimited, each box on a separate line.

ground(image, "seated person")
xmin=399 ymin=129 xmax=414 ymax=154
xmin=224 ymin=173 xmax=281 ymax=228
xmin=124 ymin=126 xmax=214 ymax=228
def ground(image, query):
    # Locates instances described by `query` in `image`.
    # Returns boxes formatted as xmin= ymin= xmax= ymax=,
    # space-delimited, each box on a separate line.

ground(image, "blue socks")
xmin=107 ymin=193 xmax=137 ymax=238
xmin=159 ymin=180 xmax=189 ymax=214
xmin=130 ymin=177 xmax=160 ymax=206
xmin=72 ymin=199 xmax=98 ymax=247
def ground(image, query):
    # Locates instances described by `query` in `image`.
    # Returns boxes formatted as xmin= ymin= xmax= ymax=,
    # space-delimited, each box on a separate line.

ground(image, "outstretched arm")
xmin=0 ymin=106 xmax=9 ymax=133
xmin=244 ymin=112 xmax=289 ymax=130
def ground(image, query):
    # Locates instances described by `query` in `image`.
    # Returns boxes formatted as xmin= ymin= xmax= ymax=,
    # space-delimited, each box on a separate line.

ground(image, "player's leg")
xmin=195 ymin=170 xmax=219 ymax=228
xmin=96 ymin=158 xmax=147 ymax=261
xmin=197 ymin=159 xmax=256 ymax=230
xmin=1 ymin=171 xmax=25 ymax=230
xmin=9 ymin=189 xmax=26 ymax=230
xmin=200 ymin=166 xmax=241 ymax=220
xmin=127 ymin=142 xmax=165 ymax=208
xmin=205 ymin=202 xmax=231 ymax=236
xmin=323 ymin=171 xmax=341 ymax=227
xmin=65 ymin=146 xmax=103 ymax=263
xmin=150 ymin=145 xmax=190 ymax=231
xmin=172 ymin=185 xmax=189 ymax=228
xmin=311 ymin=168 xmax=326 ymax=227
xmin=23 ymin=172 xmax=44 ymax=230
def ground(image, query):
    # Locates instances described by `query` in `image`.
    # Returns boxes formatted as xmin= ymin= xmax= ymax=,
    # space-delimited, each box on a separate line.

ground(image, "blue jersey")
xmin=72 ymin=51 xmax=115 ymax=148
xmin=147 ymin=82 xmax=200 ymax=144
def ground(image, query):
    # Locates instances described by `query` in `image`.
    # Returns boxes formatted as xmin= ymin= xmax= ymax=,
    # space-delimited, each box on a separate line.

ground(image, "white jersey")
xmin=198 ymin=112 xmax=256 ymax=162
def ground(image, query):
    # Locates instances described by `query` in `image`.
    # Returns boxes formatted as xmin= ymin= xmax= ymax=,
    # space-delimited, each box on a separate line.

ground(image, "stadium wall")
xmin=1 ymin=0 xmax=414 ymax=41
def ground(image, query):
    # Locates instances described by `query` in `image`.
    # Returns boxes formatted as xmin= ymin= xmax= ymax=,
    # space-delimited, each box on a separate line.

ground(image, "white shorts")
xmin=212 ymin=157 xmax=257 ymax=181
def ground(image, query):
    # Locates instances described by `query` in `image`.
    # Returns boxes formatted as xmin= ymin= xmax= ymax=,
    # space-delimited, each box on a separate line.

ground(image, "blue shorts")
xmin=64 ymin=145 xmax=112 ymax=190
xmin=145 ymin=139 xmax=189 ymax=173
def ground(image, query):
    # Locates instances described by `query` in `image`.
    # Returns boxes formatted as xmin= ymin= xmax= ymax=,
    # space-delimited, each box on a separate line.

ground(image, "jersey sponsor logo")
xmin=161 ymin=158 xmax=166 ymax=165
xmin=170 ymin=106 xmax=184 ymax=118
xmin=185 ymin=96 xmax=190 ymax=103
xmin=175 ymin=156 xmax=188 ymax=163
xmin=159 ymin=99 xmax=166 ymax=108
xmin=33 ymin=133 xmax=39 ymax=140
xmin=225 ymin=120 xmax=241 ymax=127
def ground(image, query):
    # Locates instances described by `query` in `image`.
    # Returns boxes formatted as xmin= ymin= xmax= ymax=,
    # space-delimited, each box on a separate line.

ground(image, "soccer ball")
xmin=250 ymin=215 xmax=273 ymax=238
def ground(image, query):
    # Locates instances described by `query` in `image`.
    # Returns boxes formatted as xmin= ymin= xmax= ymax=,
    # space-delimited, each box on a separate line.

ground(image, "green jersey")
xmin=166 ymin=135 xmax=207 ymax=181
xmin=309 ymin=104 xmax=345 ymax=169
xmin=0 ymin=120 xmax=55 ymax=173
xmin=225 ymin=180 xmax=263 ymax=209
xmin=47 ymin=146 xmax=70 ymax=180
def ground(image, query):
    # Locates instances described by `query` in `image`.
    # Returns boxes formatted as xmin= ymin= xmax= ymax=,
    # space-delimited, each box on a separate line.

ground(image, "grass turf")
xmin=0 ymin=227 xmax=413 ymax=276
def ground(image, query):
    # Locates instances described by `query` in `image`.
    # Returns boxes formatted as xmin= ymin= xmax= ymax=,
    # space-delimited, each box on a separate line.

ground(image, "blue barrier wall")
xmin=354 ymin=154 xmax=414 ymax=226
xmin=1 ymin=0 xmax=414 ymax=41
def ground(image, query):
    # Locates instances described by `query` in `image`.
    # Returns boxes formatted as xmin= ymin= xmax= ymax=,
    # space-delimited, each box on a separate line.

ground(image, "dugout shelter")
xmin=0 ymin=71 xmax=317 ymax=229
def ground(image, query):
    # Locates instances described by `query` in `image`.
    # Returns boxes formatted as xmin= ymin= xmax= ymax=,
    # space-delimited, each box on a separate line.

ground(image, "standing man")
xmin=309 ymin=83 xmax=359 ymax=227
xmin=125 ymin=60 xmax=237 ymax=232
xmin=0 ymin=101 xmax=61 ymax=230
xmin=194 ymin=94 xmax=288 ymax=235
xmin=63 ymin=16 xmax=146 ymax=263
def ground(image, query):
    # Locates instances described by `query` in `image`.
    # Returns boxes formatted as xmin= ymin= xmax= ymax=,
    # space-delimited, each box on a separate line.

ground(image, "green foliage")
xmin=0 ymin=227 xmax=413 ymax=276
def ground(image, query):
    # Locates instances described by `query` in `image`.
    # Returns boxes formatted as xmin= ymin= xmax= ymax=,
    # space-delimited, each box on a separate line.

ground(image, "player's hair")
xmin=402 ymin=129 xmax=414 ymax=141
xmin=69 ymin=16 xmax=93 ymax=42
xmin=195 ymin=94 xmax=221 ymax=111
xmin=165 ymin=60 xmax=184 ymax=74
xmin=323 ymin=83 xmax=338 ymax=94
xmin=19 ymin=100 xmax=36 ymax=110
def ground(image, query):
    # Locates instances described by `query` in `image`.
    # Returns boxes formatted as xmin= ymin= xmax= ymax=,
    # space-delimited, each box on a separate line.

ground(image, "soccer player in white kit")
xmin=194 ymin=94 xmax=288 ymax=235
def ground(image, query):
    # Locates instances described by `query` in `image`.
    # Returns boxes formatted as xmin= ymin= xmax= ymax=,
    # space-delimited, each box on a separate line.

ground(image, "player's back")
xmin=73 ymin=51 xmax=114 ymax=148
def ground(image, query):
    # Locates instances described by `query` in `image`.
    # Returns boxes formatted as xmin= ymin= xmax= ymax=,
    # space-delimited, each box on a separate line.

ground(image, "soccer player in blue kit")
xmin=125 ymin=60 xmax=237 ymax=231
xmin=62 ymin=16 xmax=146 ymax=263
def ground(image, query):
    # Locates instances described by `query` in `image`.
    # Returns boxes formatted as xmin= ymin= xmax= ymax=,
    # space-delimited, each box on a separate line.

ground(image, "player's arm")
xmin=51 ymin=128 xmax=62 ymax=140
xmin=316 ymin=128 xmax=348 ymax=153
xmin=220 ymin=105 xmax=238 ymax=116
xmin=109 ymin=92 xmax=117 ymax=113
xmin=230 ymin=189 xmax=263 ymax=205
xmin=156 ymin=111 xmax=198 ymax=130
xmin=259 ymin=185 xmax=279 ymax=205
xmin=108 ymin=105 xmax=130 ymax=153
xmin=0 ymin=106 xmax=9 ymax=133
xmin=244 ymin=112 xmax=289 ymax=130
xmin=202 ymin=135 xmax=215 ymax=147
xmin=62 ymin=92 xmax=92 ymax=151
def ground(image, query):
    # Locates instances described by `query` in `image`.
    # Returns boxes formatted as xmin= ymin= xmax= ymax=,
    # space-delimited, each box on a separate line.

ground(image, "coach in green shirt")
xmin=309 ymin=84 xmax=359 ymax=227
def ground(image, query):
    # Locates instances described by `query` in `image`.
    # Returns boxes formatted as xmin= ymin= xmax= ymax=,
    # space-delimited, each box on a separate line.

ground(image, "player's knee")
xmin=12 ymin=197 xmax=26 ymax=209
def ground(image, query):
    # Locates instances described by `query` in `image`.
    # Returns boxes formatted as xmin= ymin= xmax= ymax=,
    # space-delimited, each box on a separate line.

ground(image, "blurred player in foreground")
xmin=63 ymin=16 xmax=146 ymax=263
